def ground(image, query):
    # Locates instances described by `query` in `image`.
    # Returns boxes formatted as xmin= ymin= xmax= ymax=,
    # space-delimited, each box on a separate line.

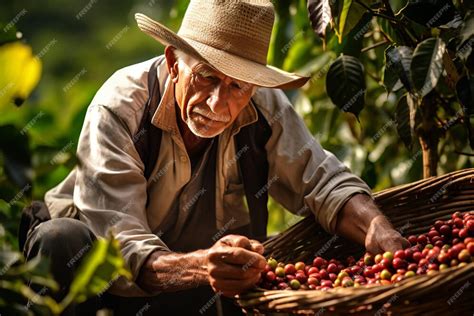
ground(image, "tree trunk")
xmin=418 ymin=95 xmax=440 ymax=178
xmin=419 ymin=135 xmax=438 ymax=178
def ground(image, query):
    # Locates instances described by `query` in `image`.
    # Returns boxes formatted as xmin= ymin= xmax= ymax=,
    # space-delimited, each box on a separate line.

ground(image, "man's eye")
xmin=196 ymin=72 xmax=217 ymax=83
xmin=231 ymin=82 xmax=242 ymax=89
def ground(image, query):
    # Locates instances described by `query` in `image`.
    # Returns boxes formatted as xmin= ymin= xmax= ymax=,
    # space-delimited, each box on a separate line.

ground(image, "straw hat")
xmin=135 ymin=0 xmax=309 ymax=89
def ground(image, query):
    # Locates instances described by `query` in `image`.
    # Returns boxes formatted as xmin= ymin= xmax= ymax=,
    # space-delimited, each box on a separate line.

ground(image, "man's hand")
xmin=206 ymin=235 xmax=266 ymax=297
xmin=365 ymin=215 xmax=409 ymax=254
xmin=136 ymin=235 xmax=266 ymax=296
xmin=336 ymin=194 xmax=409 ymax=254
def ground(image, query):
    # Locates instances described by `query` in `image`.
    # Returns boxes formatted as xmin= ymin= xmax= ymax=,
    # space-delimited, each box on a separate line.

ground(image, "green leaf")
xmin=395 ymin=94 xmax=415 ymax=150
xmin=61 ymin=235 xmax=131 ymax=308
xmin=327 ymin=12 xmax=373 ymax=57
xmin=326 ymin=55 xmax=366 ymax=118
xmin=411 ymin=37 xmax=446 ymax=97
xmin=399 ymin=0 xmax=460 ymax=28
xmin=377 ymin=17 xmax=405 ymax=45
xmin=458 ymin=11 xmax=474 ymax=48
xmin=456 ymin=75 xmax=474 ymax=149
xmin=384 ymin=45 xmax=414 ymax=93
xmin=332 ymin=0 xmax=367 ymax=43
xmin=307 ymin=0 xmax=332 ymax=38
xmin=0 ymin=279 xmax=61 ymax=315
xmin=0 ymin=125 xmax=32 ymax=190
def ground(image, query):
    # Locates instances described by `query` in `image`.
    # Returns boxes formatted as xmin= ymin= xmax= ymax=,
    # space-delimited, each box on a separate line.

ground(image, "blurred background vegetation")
xmin=1 ymin=0 xmax=473 ymax=247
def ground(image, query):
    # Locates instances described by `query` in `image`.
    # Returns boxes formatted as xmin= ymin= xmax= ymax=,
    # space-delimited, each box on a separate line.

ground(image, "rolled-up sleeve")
xmin=74 ymin=103 xmax=170 ymax=295
xmin=255 ymin=89 xmax=372 ymax=234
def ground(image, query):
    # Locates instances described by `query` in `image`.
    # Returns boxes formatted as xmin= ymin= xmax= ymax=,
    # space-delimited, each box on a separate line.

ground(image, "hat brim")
xmin=135 ymin=13 xmax=309 ymax=89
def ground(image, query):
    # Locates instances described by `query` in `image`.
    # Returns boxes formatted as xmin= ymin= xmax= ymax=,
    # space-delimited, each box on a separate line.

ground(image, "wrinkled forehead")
xmin=180 ymin=53 xmax=251 ymax=86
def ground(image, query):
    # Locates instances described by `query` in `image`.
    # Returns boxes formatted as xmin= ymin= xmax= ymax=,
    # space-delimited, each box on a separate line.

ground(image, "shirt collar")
xmin=151 ymin=63 xmax=258 ymax=136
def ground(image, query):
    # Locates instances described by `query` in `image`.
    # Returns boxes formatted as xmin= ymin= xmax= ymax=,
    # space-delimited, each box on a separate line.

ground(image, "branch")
xmin=455 ymin=151 xmax=474 ymax=157
xmin=361 ymin=40 xmax=389 ymax=52
xmin=381 ymin=0 xmax=395 ymax=17
xmin=355 ymin=0 xmax=399 ymax=22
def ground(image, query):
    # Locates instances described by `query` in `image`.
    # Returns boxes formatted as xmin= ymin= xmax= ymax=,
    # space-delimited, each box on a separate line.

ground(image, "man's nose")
xmin=207 ymin=82 xmax=230 ymax=113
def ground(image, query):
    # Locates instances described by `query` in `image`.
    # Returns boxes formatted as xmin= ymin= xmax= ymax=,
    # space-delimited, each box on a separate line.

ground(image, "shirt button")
xmin=180 ymin=155 xmax=187 ymax=162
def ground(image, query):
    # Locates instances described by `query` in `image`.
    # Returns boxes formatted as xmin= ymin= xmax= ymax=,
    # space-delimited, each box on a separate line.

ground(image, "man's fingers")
xmin=220 ymin=247 xmax=266 ymax=269
xmin=208 ymin=262 xmax=261 ymax=280
xmin=249 ymin=239 xmax=264 ymax=254
xmin=219 ymin=235 xmax=252 ymax=250
xmin=210 ymin=274 xmax=260 ymax=295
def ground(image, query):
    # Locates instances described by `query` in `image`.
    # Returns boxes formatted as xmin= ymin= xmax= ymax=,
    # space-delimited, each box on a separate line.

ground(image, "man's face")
xmin=168 ymin=50 xmax=256 ymax=138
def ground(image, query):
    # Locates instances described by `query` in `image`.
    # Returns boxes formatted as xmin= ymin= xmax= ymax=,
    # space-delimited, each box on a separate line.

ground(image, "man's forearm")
xmin=335 ymin=193 xmax=385 ymax=244
xmin=137 ymin=249 xmax=209 ymax=293
xmin=335 ymin=193 xmax=407 ymax=253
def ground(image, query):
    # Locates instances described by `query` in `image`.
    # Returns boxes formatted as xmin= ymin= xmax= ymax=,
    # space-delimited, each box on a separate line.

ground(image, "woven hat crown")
xmin=177 ymin=0 xmax=274 ymax=65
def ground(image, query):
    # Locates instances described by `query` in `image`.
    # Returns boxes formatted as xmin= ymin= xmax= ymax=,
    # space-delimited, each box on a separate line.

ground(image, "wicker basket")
xmin=237 ymin=169 xmax=474 ymax=315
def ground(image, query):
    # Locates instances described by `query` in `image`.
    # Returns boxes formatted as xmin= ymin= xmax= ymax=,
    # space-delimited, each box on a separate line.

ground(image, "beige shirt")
xmin=44 ymin=56 xmax=371 ymax=296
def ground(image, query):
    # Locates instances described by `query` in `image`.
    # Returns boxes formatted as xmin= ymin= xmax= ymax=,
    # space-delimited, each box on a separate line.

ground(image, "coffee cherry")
xmin=284 ymin=264 xmax=296 ymax=275
xmin=308 ymin=277 xmax=319 ymax=286
xmin=466 ymin=242 xmax=474 ymax=256
xmin=338 ymin=271 xmax=349 ymax=279
xmin=458 ymin=249 xmax=470 ymax=262
xmin=392 ymin=258 xmax=407 ymax=270
xmin=350 ymin=265 xmax=361 ymax=275
xmin=417 ymin=235 xmax=428 ymax=245
xmin=290 ymin=279 xmax=301 ymax=290
xmin=295 ymin=262 xmax=305 ymax=272
xmin=266 ymin=271 xmax=276 ymax=282
xmin=437 ymin=252 xmax=449 ymax=263
xmin=327 ymin=263 xmax=338 ymax=274
xmin=408 ymin=235 xmax=418 ymax=245
xmin=329 ymin=273 xmax=337 ymax=282
xmin=313 ymin=257 xmax=326 ymax=268
xmin=307 ymin=267 xmax=319 ymax=275
xmin=267 ymin=258 xmax=278 ymax=270
xmin=286 ymin=274 xmax=295 ymax=281
xmin=434 ymin=220 xmax=444 ymax=231
xmin=319 ymin=269 xmax=328 ymax=280
xmin=467 ymin=220 xmax=474 ymax=233
xmin=374 ymin=254 xmax=383 ymax=264
xmin=320 ymin=280 xmax=333 ymax=288
xmin=364 ymin=254 xmax=374 ymax=265
xmin=428 ymin=263 xmax=438 ymax=271
xmin=380 ymin=269 xmax=392 ymax=280
xmin=454 ymin=218 xmax=463 ymax=228
xmin=439 ymin=263 xmax=449 ymax=271
xmin=381 ymin=258 xmax=392 ymax=269
xmin=342 ymin=278 xmax=354 ymax=287
xmin=428 ymin=230 xmax=439 ymax=240
xmin=296 ymin=272 xmax=308 ymax=284
xmin=394 ymin=250 xmax=406 ymax=260
xmin=412 ymin=252 xmax=423 ymax=263
xmin=278 ymin=282 xmax=289 ymax=290
xmin=404 ymin=248 xmax=414 ymax=260
xmin=405 ymin=271 xmax=415 ymax=278
xmin=407 ymin=263 xmax=417 ymax=271
xmin=459 ymin=229 xmax=469 ymax=239
xmin=382 ymin=251 xmax=394 ymax=262
xmin=440 ymin=225 xmax=451 ymax=236
xmin=275 ymin=267 xmax=285 ymax=277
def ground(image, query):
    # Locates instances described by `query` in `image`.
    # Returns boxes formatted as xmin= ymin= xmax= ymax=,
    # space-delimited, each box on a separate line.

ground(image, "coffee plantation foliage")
xmin=1 ymin=0 xmax=473 ymax=277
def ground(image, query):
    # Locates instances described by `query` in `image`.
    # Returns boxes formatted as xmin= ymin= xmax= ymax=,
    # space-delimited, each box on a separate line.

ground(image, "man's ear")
xmin=164 ymin=46 xmax=179 ymax=83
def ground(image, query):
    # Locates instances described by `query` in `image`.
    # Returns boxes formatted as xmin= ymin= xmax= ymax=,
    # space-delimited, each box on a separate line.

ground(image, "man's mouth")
xmin=192 ymin=107 xmax=231 ymax=123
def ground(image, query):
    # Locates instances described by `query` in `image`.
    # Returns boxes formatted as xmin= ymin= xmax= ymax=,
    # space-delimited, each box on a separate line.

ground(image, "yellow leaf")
xmin=0 ymin=41 xmax=42 ymax=108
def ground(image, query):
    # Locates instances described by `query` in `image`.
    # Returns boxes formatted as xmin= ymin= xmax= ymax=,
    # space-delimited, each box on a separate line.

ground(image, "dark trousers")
xmin=24 ymin=218 xmax=245 ymax=316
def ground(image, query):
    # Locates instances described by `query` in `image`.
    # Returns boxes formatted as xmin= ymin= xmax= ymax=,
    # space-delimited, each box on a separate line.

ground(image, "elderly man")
xmin=24 ymin=0 xmax=407 ymax=315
